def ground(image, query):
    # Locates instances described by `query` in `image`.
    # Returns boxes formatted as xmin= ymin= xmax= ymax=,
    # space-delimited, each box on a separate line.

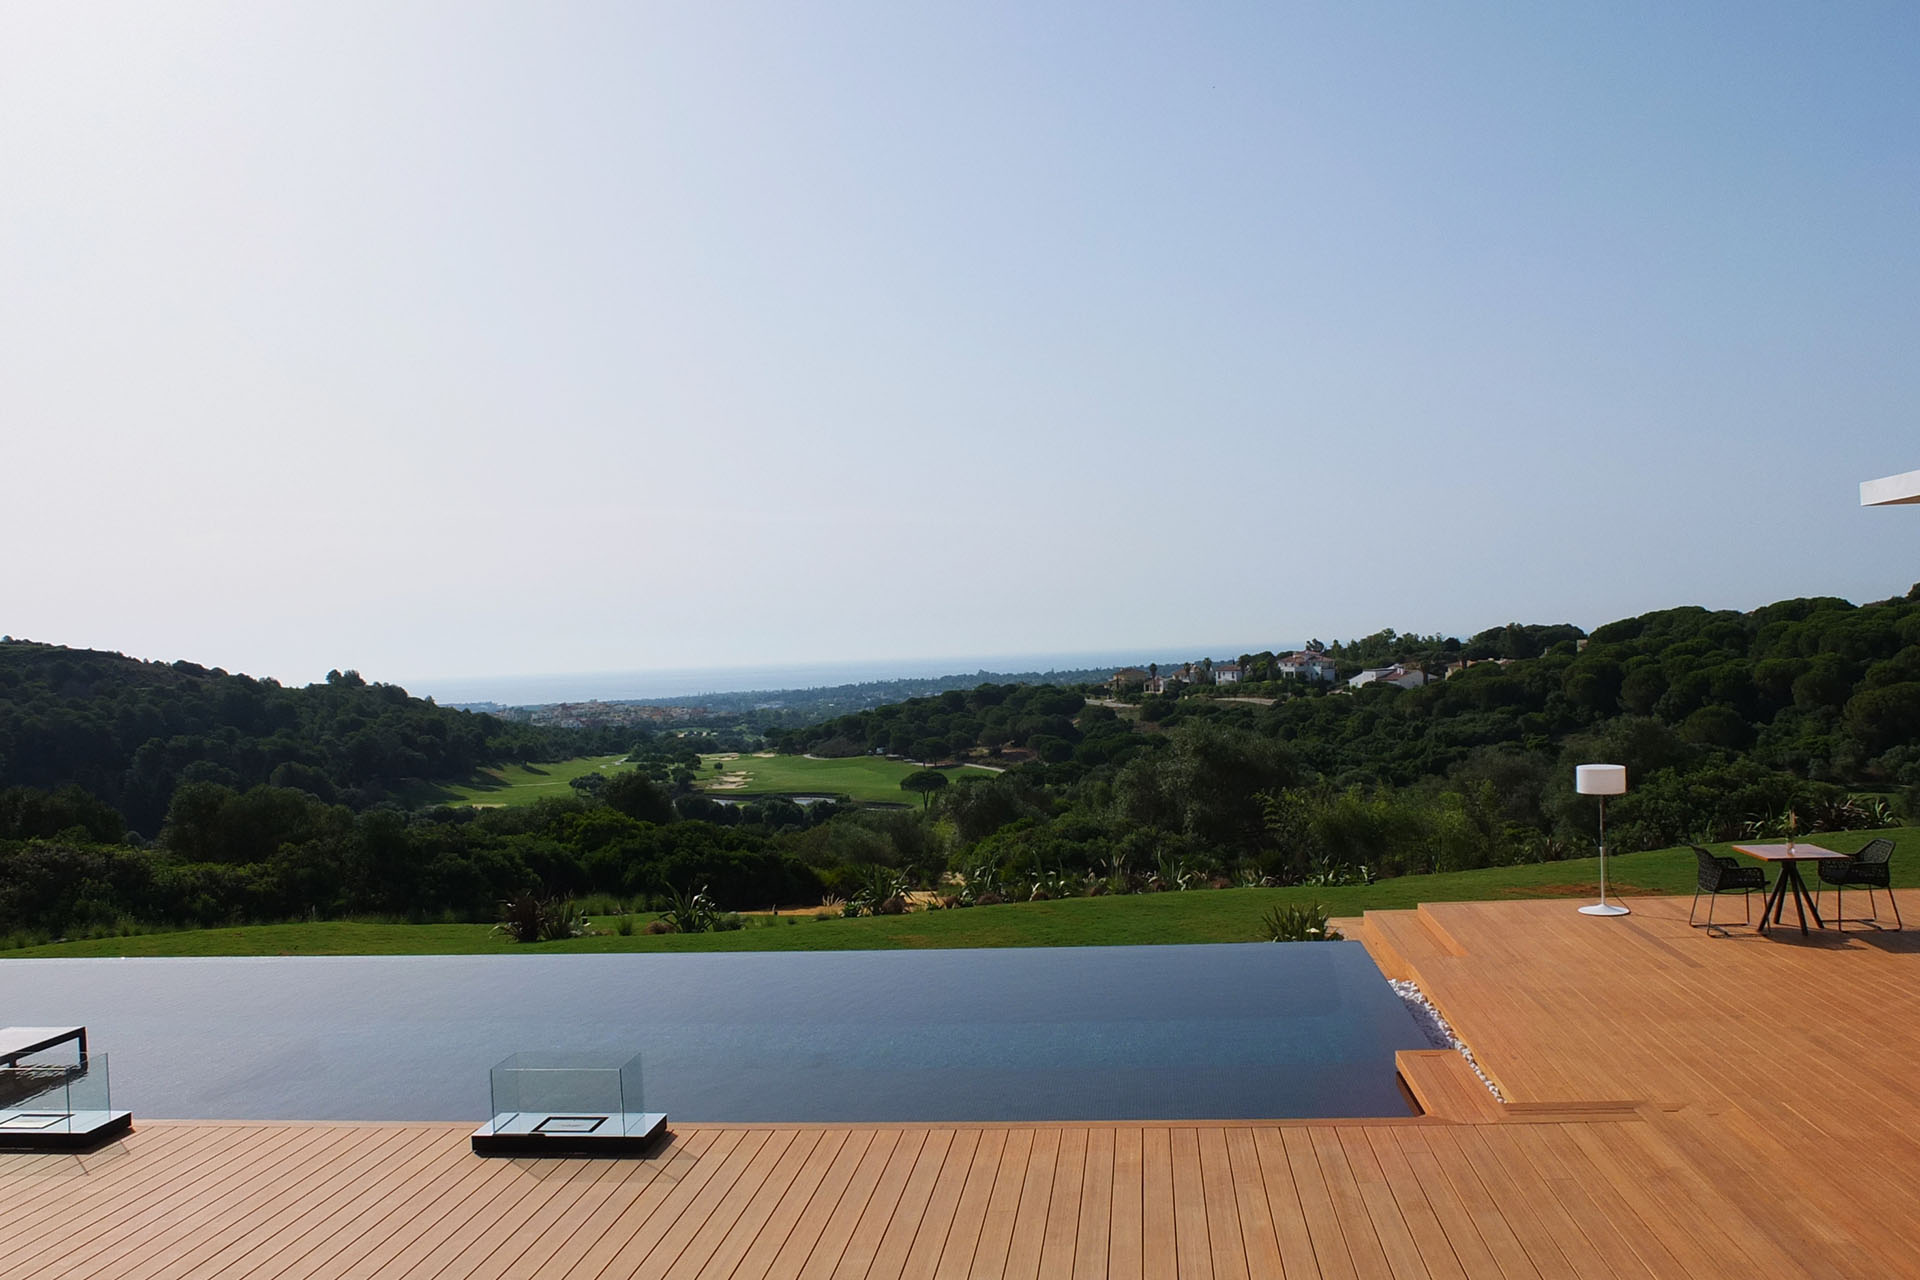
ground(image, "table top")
xmin=1731 ymin=843 xmax=1851 ymax=862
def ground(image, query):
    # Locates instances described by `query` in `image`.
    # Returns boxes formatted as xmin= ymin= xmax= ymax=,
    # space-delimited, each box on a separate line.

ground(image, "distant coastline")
xmin=408 ymin=646 xmax=1286 ymax=707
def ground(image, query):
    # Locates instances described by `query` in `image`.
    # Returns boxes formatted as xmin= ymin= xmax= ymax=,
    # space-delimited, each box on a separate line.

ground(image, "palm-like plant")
xmin=494 ymin=890 xmax=588 ymax=943
xmin=846 ymin=865 xmax=912 ymax=916
xmin=1262 ymin=901 xmax=1342 ymax=942
xmin=1305 ymin=855 xmax=1371 ymax=887
xmin=658 ymin=883 xmax=719 ymax=933
xmin=1026 ymin=865 xmax=1080 ymax=901
xmin=959 ymin=857 xmax=1007 ymax=905
xmin=1152 ymin=851 xmax=1200 ymax=891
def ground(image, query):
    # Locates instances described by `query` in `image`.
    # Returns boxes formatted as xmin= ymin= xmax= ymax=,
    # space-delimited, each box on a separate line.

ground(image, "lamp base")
xmin=1579 ymin=902 xmax=1631 ymax=917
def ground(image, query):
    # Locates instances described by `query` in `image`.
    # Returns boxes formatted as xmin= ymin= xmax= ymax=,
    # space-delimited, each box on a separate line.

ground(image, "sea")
xmin=402 ymin=646 xmax=1283 ymax=707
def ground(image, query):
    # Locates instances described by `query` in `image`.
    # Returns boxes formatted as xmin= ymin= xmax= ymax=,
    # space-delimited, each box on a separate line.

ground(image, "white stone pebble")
xmin=1389 ymin=978 xmax=1505 ymax=1101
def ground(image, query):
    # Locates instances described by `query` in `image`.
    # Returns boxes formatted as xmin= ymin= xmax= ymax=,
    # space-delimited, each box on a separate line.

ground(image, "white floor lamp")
xmin=1576 ymin=763 xmax=1629 ymax=917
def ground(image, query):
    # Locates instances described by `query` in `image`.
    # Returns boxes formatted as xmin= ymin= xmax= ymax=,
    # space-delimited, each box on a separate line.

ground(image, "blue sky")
xmin=3 ymin=3 xmax=1915 ymax=689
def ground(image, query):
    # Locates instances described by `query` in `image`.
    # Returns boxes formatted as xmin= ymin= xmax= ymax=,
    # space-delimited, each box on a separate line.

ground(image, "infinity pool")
xmin=0 ymin=943 xmax=1426 ymax=1122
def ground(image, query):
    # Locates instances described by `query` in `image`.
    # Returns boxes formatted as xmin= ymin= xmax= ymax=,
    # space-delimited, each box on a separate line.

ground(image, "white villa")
xmin=1143 ymin=669 xmax=1187 ymax=695
xmin=1347 ymin=663 xmax=1434 ymax=690
xmin=1278 ymin=651 xmax=1338 ymax=682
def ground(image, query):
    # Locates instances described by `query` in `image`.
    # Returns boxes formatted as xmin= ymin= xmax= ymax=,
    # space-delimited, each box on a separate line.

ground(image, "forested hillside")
xmin=771 ymin=684 xmax=1095 ymax=763
xmin=777 ymin=591 xmax=1920 ymax=869
xmin=0 ymin=641 xmax=609 ymax=833
xmin=4 ymin=590 xmax=1918 ymax=945
xmin=1241 ymin=595 xmax=1920 ymax=794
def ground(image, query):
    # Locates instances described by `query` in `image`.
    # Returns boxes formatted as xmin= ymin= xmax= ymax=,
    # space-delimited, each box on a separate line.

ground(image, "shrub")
xmin=845 ymin=865 xmax=911 ymax=917
xmin=1261 ymin=901 xmax=1342 ymax=942
xmin=658 ymin=883 xmax=720 ymax=933
xmin=493 ymin=890 xmax=587 ymax=943
xmin=955 ymin=856 xmax=1008 ymax=905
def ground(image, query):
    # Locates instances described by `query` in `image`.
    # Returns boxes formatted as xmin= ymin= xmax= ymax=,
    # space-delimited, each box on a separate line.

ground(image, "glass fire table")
xmin=471 ymin=1051 xmax=667 ymax=1155
xmin=0 ymin=1026 xmax=131 ymax=1151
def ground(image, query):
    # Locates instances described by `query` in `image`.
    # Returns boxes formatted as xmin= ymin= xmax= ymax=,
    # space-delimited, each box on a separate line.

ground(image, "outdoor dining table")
xmin=1732 ymin=843 xmax=1851 ymax=937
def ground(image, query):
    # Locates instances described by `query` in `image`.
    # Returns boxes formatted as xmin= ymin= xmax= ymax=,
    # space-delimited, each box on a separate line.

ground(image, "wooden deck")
xmin=4 ymin=891 xmax=1916 ymax=1279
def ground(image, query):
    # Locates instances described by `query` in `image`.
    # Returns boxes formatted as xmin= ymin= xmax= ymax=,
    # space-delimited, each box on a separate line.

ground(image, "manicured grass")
xmin=14 ymin=829 xmax=1916 ymax=959
xmin=431 ymin=755 xmax=632 ymax=807
xmin=698 ymin=753 xmax=995 ymax=805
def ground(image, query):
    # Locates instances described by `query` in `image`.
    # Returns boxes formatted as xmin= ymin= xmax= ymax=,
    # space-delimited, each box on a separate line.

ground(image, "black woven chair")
xmin=1690 ymin=845 xmax=1768 ymax=936
xmin=1816 ymin=837 xmax=1902 ymax=932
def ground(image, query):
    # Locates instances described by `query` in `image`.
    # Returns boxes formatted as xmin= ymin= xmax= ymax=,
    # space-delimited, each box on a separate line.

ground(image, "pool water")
xmin=0 ymin=942 xmax=1427 ymax=1122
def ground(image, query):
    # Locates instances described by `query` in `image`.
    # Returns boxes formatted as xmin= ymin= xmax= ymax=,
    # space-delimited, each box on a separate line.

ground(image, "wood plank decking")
xmin=4 ymin=891 xmax=1916 ymax=1279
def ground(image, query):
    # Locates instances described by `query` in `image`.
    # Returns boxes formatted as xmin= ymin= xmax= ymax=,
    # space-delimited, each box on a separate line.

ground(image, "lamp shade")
xmin=1575 ymin=763 xmax=1627 ymax=796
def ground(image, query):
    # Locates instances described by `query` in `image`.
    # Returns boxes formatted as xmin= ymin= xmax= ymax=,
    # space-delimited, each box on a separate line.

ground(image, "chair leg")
xmin=1690 ymin=888 xmax=1702 ymax=927
xmin=1742 ymin=888 xmax=1752 ymax=925
xmin=1834 ymin=884 xmax=1842 ymax=934
xmin=1892 ymin=888 xmax=1905 ymax=932
xmin=1697 ymin=890 xmax=1728 ymax=937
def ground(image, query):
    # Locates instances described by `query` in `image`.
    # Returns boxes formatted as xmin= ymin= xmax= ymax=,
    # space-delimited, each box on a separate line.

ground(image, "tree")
xmin=0 ymin=784 xmax=126 ymax=843
xmin=945 ymin=774 xmax=1042 ymax=843
xmin=1844 ymin=682 xmax=1920 ymax=755
xmin=900 ymin=769 xmax=950 ymax=810
xmin=1028 ymin=734 xmax=1075 ymax=764
xmin=603 ymin=771 xmax=675 ymax=824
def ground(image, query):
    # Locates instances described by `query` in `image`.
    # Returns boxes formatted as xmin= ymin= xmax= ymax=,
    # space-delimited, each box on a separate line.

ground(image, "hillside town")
xmin=1109 ymin=649 xmax=1517 ymax=697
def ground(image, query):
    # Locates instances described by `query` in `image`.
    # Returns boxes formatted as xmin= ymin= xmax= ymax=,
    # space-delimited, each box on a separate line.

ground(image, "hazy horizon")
xmin=5 ymin=4 xmax=1915 ymax=680
xmin=405 ymin=645 xmax=1280 ymax=706
xmin=15 ymin=572 xmax=1920 ymax=699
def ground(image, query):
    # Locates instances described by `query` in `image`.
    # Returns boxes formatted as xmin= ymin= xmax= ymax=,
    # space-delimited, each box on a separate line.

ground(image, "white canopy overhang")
xmin=1860 ymin=469 xmax=1920 ymax=506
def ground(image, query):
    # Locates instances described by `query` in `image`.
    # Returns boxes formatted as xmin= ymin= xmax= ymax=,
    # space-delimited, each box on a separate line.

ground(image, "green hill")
xmin=0 ymin=640 xmax=608 ymax=833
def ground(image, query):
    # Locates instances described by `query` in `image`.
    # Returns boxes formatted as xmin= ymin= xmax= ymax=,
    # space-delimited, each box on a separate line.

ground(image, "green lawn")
xmin=13 ymin=828 xmax=1916 ymax=959
xmin=698 ymin=753 xmax=995 ymax=805
xmin=429 ymin=755 xmax=632 ymax=807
